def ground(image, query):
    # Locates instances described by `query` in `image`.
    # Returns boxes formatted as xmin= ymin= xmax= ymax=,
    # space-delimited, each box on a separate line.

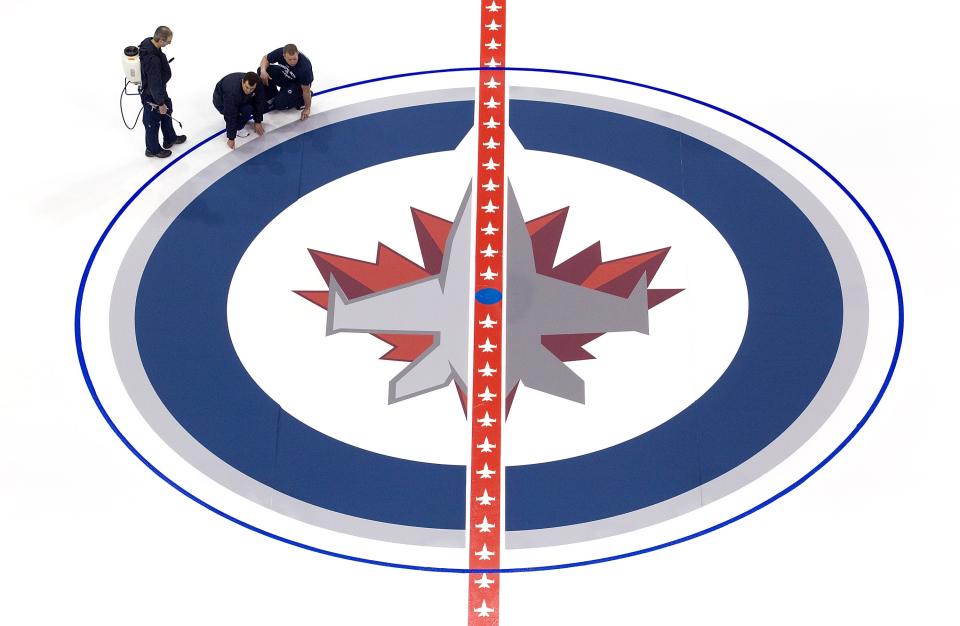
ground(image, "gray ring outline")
xmin=101 ymin=84 xmax=870 ymax=551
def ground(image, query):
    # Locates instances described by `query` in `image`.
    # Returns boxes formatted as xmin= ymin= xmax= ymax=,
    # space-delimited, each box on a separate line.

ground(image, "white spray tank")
xmin=122 ymin=45 xmax=141 ymax=84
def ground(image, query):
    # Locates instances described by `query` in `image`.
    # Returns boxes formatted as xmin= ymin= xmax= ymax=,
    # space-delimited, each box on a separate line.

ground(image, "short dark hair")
xmin=283 ymin=43 xmax=298 ymax=56
xmin=243 ymin=71 xmax=259 ymax=86
xmin=154 ymin=26 xmax=172 ymax=42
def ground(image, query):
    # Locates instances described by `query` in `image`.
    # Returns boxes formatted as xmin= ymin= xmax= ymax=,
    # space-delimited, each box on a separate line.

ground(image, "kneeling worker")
xmin=213 ymin=71 xmax=265 ymax=150
xmin=259 ymin=43 xmax=314 ymax=120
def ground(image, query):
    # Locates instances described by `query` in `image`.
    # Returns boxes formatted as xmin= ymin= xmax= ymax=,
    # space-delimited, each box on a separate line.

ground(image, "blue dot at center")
xmin=475 ymin=288 xmax=502 ymax=304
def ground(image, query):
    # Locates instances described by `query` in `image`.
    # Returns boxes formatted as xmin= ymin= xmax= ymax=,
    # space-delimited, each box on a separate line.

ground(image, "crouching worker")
xmin=212 ymin=71 xmax=265 ymax=150
xmin=258 ymin=43 xmax=314 ymax=120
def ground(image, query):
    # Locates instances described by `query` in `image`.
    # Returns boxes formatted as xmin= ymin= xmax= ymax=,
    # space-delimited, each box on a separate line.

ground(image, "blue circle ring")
xmin=75 ymin=67 xmax=904 ymax=573
xmin=135 ymin=94 xmax=842 ymax=531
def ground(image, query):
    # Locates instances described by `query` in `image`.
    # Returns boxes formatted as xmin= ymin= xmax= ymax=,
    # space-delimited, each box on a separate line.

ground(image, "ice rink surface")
xmin=2 ymin=1 xmax=958 ymax=623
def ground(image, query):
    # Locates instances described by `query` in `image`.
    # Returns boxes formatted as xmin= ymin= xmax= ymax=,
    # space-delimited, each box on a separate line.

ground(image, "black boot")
xmin=145 ymin=148 xmax=173 ymax=158
xmin=162 ymin=135 xmax=187 ymax=149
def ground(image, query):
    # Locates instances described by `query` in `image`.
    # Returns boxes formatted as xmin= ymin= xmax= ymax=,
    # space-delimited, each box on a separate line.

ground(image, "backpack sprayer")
xmin=120 ymin=45 xmax=184 ymax=130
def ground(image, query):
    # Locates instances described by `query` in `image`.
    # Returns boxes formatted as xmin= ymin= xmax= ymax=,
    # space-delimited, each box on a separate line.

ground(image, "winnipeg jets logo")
xmin=297 ymin=183 xmax=680 ymax=407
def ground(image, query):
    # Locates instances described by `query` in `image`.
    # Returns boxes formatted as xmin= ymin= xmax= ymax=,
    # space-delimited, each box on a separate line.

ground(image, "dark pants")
xmin=142 ymin=98 xmax=176 ymax=153
xmin=264 ymin=65 xmax=304 ymax=111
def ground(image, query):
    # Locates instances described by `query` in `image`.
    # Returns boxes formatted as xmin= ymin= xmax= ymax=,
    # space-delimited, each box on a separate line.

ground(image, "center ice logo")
xmin=79 ymin=74 xmax=895 ymax=571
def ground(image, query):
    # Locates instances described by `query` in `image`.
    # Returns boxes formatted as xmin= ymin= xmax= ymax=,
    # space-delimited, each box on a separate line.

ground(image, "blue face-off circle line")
xmin=75 ymin=67 xmax=903 ymax=574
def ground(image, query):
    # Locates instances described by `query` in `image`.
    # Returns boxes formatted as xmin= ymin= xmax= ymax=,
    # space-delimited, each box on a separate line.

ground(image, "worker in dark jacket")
xmin=258 ymin=43 xmax=314 ymax=119
xmin=139 ymin=26 xmax=186 ymax=158
xmin=212 ymin=72 xmax=266 ymax=150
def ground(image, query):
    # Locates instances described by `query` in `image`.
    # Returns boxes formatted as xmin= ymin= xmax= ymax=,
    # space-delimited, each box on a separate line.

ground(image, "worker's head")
xmin=154 ymin=26 xmax=173 ymax=47
xmin=283 ymin=43 xmax=299 ymax=67
xmin=242 ymin=72 xmax=259 ymax=95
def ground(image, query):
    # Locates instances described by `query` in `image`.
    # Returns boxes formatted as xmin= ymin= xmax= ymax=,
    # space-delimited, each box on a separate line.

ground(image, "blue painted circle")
xmin=75 ymin=67 xmax=903 ymax=573
xmin=136 ymin=99 xmax=842 ymax=531
xmin=475 ymin=288 xmax=503 ymax=304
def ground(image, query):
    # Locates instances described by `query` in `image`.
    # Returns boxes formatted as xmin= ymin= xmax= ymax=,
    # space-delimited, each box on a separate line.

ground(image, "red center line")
xmin=468 ymin=0 xmax=506 ymax=623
